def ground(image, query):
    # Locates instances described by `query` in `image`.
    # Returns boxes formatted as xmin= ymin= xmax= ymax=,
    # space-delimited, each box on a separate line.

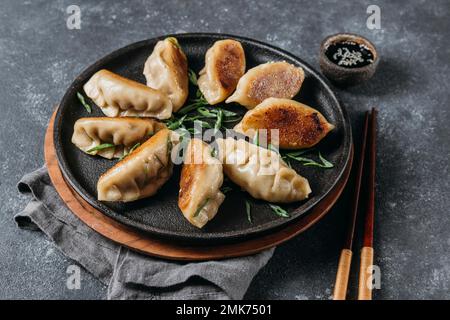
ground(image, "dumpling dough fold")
xmin=71 ymin=117 xmax=165 ymax=159
xmin=178 ymin=138 xmax=225 ymax=228
xmin=97 ymin=129 xmax=179 ymax=202
xmin=143 ymin=37 xmax=189 ymax=111
xmin=226 ymin=61 xmax=304 ymax=109
xmin=198 ymin=39 xmax=246 ymax=105
xmin=84 ymin=69 xmax=172 ymax=119
xmin=216 ymin=137 xmax=311 ymax=203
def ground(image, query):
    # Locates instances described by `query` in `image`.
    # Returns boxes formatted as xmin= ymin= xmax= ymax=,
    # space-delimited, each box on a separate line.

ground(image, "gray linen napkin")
xmin=15 ymin=166 xmax=274 ymax=300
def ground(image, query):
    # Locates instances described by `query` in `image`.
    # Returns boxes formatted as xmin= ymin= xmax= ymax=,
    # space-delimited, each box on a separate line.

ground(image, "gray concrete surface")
xmin=0 ymin=0 xmax=449 ymax=299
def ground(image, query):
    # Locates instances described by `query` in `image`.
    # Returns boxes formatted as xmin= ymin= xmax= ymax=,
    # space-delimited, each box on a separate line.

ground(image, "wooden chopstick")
xmin=358 ymin=108 xmax=377 ymax=300
xmin=333 ymin=111 xmax=370 ymax=300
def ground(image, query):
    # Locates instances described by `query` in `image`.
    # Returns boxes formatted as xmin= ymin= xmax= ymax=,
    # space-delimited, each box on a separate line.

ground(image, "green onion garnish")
xmin=245 ymin=200 xmax=252 ymax=223
xmin=87 ymin=143 xmax=115 ymax=153
xmin=269 ymin=204 xmax=289 ymax=218
xmin=188 ymin=68 xmax=198 ymax=86
xmin=77 ymin=92 xmax=92 ymax=113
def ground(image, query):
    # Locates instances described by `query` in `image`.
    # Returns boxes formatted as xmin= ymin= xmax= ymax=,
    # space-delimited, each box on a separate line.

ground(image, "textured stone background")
xmin=1 ymin=0 xmax=449 ymax=299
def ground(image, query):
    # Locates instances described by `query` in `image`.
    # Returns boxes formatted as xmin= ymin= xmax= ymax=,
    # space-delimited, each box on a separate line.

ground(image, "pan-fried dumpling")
xmin=226 ymin=61 xmax=305 ymax=109
xmin=97 ymin=129 xmax=179 ymax=202
xmin=72 ymin=117 xmax=166 ymax=159
xmin=234 ymin=98 xmax=334 ymax=149
xmin=198 ymin=39 xmax=246 ymax=105
xmin=216 ymin=137 xmax=311 ymax=203
xmin=178 ymin=139 xmax=225 ymax=228
xmin=143 ymin=37 xmax=189 ymax=111
xmin=84 ymin=69 xmax=172 ymax=119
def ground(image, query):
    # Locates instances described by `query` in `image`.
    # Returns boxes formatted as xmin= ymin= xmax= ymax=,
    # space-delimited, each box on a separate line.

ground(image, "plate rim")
xmin=54 ymin=32 xmax=352 ymax=242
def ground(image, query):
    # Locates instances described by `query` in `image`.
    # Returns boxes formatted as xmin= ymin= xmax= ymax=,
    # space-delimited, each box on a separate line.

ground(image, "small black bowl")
xmin=319 ymin=33 xmax=379 ymax=87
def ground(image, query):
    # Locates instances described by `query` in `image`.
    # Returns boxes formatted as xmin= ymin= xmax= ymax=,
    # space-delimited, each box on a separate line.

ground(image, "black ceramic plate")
xmin=54 ymin=33 xmax=352 ymax=244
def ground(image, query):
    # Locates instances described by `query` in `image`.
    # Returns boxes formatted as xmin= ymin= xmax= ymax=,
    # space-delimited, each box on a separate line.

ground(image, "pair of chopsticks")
xmin=333 ymin=108 xmax=377 ymax=300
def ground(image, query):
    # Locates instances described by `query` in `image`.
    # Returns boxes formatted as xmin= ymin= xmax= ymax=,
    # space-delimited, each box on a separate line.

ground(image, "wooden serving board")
xmin=45 ymin=110 xmax=353 ymax=261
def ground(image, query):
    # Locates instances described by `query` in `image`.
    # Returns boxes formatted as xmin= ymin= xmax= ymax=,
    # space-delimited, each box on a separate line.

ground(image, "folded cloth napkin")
xmin=15 ymin=166 xmax=274 ymax=300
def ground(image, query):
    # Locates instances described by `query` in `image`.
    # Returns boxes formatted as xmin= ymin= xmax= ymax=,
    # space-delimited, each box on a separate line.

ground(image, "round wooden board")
xmin=45 ymin=109 xmax=353 ymax=261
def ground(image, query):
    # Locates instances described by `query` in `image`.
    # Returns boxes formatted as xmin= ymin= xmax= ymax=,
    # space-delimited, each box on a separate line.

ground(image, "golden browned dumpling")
xmin=234 ymin=98 xmax=334 ymax=149
xmin=72 ymin=117 xmax=166 ymax=159
xmin=226 ymin=61 xmax=305 ymax=109
xmin=178 ymin=139 xmax=224 ymax=228
xmin=84 ymin=69 xmax=173 ymax=119
xmin=143 ymin=37 xmax=189 ymax=111
xmin=198 ymin=39 xmax=246 ymax=105
xmin=97 ymin=129 xmax=179 ymax=202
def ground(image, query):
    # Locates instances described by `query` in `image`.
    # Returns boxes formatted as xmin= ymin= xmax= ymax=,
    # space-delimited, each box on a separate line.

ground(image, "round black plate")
xmin=54 ymin=33 xmax=352 ymax=244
